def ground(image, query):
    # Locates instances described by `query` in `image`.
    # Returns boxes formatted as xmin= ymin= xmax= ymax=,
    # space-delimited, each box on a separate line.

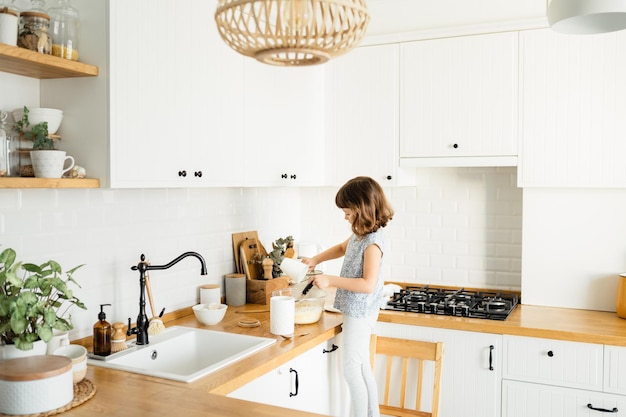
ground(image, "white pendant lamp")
xmin=214 ymin=0 xmax=370 ymax=66
xmin=548 ymin=0 xmax=626 ymax=34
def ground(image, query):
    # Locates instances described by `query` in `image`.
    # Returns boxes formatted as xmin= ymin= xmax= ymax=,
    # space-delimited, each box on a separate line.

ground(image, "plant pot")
xmin=30 ymin=150 xmax=75 ymax=178
xmin=0 ymin=339 xmax=47 ymax=362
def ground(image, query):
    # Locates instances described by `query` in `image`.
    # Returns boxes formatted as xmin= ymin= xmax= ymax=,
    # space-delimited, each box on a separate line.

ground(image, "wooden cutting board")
xmin=239 ymin=237 xmax=264 ymax=280
xmin=232 ymin=231 xmax=267 ymax=274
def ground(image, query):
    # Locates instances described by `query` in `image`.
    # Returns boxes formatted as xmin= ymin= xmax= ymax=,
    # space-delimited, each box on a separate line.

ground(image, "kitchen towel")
xmin=270 ymin=295 xmax=295 ymax=336
xmin=224 ymin=273 xmax=246 ymax=306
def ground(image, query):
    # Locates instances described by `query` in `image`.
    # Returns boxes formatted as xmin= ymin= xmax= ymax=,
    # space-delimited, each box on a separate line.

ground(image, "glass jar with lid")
xmin=17 ymin=0 xmax=51 ymax=54
xmin=0 ymin=111 xmax=19 ymax=177
xmin=0 ymin=0 xmax=19 ymax=46
xmin=48 ymin=0 xmax=79 ymax=61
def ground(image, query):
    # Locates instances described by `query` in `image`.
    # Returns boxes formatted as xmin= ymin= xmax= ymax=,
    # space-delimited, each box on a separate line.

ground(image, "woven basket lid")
xmin=0 ymin=355 xmax=71 ymax=382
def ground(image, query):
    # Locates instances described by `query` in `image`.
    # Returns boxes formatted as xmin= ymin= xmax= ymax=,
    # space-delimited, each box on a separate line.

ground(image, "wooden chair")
xmin=370 ymin=335 xmax=444 ymax=417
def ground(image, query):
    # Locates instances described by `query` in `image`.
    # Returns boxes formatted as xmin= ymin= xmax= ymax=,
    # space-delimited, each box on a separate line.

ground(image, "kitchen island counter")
xmin=64 ymin=304 xmax=343 ymax=417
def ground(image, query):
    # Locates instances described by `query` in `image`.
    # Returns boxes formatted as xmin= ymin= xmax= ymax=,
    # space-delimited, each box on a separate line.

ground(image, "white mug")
xmin=46 ymin=329 xmax=70 ymax=355
xmin=280 ymin=257 xmax=308 ymax=283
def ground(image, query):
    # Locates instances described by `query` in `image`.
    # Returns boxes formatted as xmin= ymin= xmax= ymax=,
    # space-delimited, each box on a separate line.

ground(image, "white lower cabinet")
xmin=502 ymin=335 xmax=626 ymax=417
xmin=375 ymin=322 xmax=502 ymax=417
xmin=228 ymin=336 xmax=347 ymax=416
xmin=502 ymin=380 xmax=626 ymax=417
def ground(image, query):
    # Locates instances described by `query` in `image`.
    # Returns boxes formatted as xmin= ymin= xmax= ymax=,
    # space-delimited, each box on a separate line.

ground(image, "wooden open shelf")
xmin=0 ymin=177 xmax=100 ymax=189
xmin=0 ymin=44 xmax=98 ymax=79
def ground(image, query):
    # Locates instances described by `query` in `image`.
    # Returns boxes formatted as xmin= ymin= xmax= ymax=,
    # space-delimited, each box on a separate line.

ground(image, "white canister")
xmin=0 ymin=6 xmax=18 ymax=47
xmin=269 ymin=295 xmax=295 ymax=336
xmin=199 ymin=284 xmax=221 ymax=305
xmin=0 ymin=355 xmax=73 ymax=415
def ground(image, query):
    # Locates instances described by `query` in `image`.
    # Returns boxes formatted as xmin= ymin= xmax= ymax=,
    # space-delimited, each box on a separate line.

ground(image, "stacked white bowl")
xmin=12 ymin=108 xmax=64 ymax=134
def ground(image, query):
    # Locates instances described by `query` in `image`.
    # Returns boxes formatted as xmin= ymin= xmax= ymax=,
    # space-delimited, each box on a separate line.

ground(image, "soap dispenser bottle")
xmin=93 ymin=303 xmax=112 ymax=356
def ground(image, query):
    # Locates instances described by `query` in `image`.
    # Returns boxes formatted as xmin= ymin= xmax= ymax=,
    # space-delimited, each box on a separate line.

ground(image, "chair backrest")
xmin=370 ymin=335 xmax=444 ymax=417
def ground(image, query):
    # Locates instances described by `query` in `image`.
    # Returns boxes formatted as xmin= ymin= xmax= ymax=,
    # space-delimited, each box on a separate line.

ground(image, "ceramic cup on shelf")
xmin=29 ymin=150 xmax=74 ymax=178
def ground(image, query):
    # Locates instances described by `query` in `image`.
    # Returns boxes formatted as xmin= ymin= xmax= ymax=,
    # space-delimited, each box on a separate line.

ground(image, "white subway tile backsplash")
xmin=0 ymin=167 xmax=522 ymax=340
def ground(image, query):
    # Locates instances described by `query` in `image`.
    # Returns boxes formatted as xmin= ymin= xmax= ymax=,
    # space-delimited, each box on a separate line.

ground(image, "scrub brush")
xmin=111 ymin=322 xmax=128 ymax=353
xmin=145 ymin=271 xmax=166 ymax=335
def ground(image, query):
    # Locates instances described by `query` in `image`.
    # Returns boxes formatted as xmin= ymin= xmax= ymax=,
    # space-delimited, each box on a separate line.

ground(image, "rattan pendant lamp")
xmin=214 ymin=0 xmax=370 ymax=66
xmin=548 ymin=0 xmax=626 ymax=34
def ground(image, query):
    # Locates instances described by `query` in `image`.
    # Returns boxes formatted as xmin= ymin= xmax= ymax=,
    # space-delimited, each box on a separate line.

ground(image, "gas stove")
xmin=386 ymin=286 xmax=519 ymax=321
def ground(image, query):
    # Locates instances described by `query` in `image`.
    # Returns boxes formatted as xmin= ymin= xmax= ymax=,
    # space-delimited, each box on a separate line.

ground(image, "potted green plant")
xmin=0 ymin=248 xmax=86 ymax=352
xmin=268 ymin=236 xmax=295 ymax=278
xmin=15 ymin=106 xmax=74 ymax=178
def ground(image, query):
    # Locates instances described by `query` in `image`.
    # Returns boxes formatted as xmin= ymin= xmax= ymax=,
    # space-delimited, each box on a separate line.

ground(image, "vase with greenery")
xmin=0 ymin=248 xmax=86 ymax=351
xmin=268 ymin=236 xmax=295 ymax=278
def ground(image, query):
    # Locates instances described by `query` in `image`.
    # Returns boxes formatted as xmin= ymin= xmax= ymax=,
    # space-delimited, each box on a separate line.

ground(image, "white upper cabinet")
xmin=242 ymin=60 xmax=324 ymax=187
xmin=324 ymin=43 xmax=415 ymax=186
xmin=399 ymin=32 xmax=519 ymax=167
xmin=518 ymin=29 xmax=626 ymax=188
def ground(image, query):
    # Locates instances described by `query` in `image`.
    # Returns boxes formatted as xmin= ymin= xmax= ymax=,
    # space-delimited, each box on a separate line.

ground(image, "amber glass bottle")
xmin=93 ymin=303 xmax=112 ymax=356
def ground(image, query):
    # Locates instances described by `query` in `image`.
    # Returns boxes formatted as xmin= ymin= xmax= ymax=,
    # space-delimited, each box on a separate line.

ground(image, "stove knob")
xmin=417 ymin=301 xmax=426 ymax=313
xmin=430 ymin=303 xmax=438 ymax=314
xmin=448 ymin=304 xmax=457 ymax=316
xmin=461 ymin=305 xmax=470 ymax=317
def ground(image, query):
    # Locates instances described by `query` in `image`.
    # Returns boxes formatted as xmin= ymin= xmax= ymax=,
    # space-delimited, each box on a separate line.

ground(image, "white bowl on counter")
xmin=12 ymin=107 xmax=64 ymax=134
xmin=193 ymin=303 xmax=228 ymax=325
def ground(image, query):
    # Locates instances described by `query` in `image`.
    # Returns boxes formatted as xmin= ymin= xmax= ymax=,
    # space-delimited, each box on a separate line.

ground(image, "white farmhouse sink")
xmin=87 ymin=326 xmax=275 ymax=383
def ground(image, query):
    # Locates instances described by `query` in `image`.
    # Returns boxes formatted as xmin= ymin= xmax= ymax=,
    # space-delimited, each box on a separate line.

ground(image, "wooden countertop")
xmin=63 ymin=304 xmax=343 ymax=417
xmin=61 ymin=301 xmax=626 ymax=416
xmin=379 ymin=303 xmax=626 ymax=346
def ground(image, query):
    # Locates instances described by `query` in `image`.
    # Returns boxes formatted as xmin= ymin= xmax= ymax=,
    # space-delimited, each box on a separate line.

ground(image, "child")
xmin=302 ymin=176 xmax=394 ymax=417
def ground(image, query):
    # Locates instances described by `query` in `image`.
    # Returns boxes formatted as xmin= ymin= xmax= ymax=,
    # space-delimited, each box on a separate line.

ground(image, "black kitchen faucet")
xmin=128 ymin=252 xmax=208 ymax=345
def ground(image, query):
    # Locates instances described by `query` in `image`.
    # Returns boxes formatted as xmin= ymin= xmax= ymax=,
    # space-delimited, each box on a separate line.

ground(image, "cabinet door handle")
xmin=289 ymin=368 xmax=299 ymax=397
xmin=178 ymin=170 xmax=187 ymax=177
xmin=281 ymin=173 xmax=288 ymax=179
xmin=290 ymin=174 xmax=296 ymax=179
xmin=489 ymin=345 xmax=494 ymax=371
xmin=386 ymin=175 xmax=392 ymax=180
xmin=547 ymin=350 xmax=554 ymax=357
xmin=323 ymin=344 xmax=338 ymax=354
xmin=452 ymin=143 xmax=459 ymax=149
xmin=587 ymin=404 xmax=618 ymax=413
xmin=194 ymin=171 xmax=202 ymax=177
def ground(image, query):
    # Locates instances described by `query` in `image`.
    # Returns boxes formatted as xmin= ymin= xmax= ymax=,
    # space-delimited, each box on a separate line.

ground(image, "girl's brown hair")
xmin=335 ymin=176 xmax=394 ymax=237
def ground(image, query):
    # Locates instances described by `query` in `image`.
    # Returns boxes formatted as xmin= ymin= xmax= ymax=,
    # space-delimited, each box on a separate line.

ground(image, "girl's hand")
xmin=301 ymin=257 xmax=317 ymax=271
xmin=310 ymin=274 xmax=331 ymax=290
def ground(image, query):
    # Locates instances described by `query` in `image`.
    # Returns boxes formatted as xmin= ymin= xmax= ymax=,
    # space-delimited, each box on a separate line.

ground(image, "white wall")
xmin=522 ymin=188 xmax=626 ymax=311
xmin=0 ymin=167 xmax=521 ymax=341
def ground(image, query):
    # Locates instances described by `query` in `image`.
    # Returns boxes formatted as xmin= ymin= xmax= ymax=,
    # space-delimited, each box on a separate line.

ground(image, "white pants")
xmin=342 ymin=312 xmax=380 ymax=417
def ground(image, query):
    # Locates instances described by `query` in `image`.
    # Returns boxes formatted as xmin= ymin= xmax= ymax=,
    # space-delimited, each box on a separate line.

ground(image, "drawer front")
xmin=605 ymin=345 xmax=626 ymax=396
xmin=503 ymin=380 xmax=626 ymax=417
xmin=503 ymin=335 xmax=603 ymax=391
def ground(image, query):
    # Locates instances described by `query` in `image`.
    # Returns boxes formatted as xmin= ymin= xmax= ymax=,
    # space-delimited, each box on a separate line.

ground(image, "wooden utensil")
xmin=232 ymin=231 xmax=267 ymax=273
xmin=239 ymin=238 xmax=263 ymax=280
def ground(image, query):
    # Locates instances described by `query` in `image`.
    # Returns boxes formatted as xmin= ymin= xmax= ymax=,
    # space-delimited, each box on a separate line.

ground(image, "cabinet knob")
xmin=194 ymin=171 xmax=202 ymax=178
xmin=290 ymin=174 xmax=296 ymax=180
xmin=281 ymin=173 xmax=288 ymax=179
xmin=547 ymin=350 xmax=554 ymax=357
xmin=386 ymin=175 xmax=392 ymax=180
xmin=178 ymin=170 xmax=187 ymax=177
xmin=452 ymin=143 xmax=459 ymax=149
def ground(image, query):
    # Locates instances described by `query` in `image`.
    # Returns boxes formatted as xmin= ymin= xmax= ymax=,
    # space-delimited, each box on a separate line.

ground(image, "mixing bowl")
xmin=273 ymin=284 xmax=327 ymax=324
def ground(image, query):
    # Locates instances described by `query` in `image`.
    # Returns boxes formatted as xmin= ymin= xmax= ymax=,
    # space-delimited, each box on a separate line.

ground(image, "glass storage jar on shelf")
xmin=17 ymin=0 xmax=51 ymax=54
xmin=0 ymin=0 xmax=19 ymax=46
xmin=0 ymin=111 xmax=19 ymax=177
xmin=48 ymin=0 xmax=79 ymax=61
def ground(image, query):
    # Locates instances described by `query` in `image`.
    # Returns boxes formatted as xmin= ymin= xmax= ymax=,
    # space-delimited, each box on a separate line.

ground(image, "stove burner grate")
xmin=386 ymin=286 xmax=519 ymax=320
